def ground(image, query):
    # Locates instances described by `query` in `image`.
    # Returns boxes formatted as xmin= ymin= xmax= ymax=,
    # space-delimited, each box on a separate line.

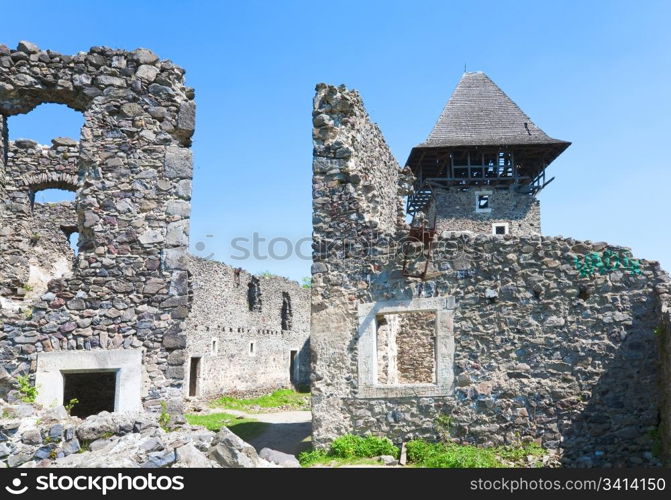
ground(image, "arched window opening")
xmin=9 ymin=103 xmax=83 ymax=145
xmin=68 ymin=232 xmax=80 ymax=255
xmin=30 ymin=188 xmax=76 ymax=206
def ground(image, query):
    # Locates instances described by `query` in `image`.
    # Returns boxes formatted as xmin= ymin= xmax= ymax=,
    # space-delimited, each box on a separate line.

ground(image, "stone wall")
xmin=312 ymin=83 xmax=410 ymax=238
xmin=311 ymin=82 xmax=411 ymax=442
xmin=310 ymin=82 xmax=670 ymax=467
xmin=427 ymin=187 xmax=540 ymax=235
xmin=395 ymin=311 xmax=436 ymax=384
xmin=658 ymin=290 xmax=671 ymax=466
xmin=0 ymin=139 xmax=79 ymax=300
xmin=376 ymin=311 xmax=436 ymax=385
xmin=0 ymin=41 xmax=195 ymax=414
xmin=184 ymin=256 xmax=310 ymax=397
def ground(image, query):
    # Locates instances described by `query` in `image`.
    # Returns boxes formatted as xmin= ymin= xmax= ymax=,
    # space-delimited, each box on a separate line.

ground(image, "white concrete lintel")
xmin=35 ymin=349 xmax=142 ymax=413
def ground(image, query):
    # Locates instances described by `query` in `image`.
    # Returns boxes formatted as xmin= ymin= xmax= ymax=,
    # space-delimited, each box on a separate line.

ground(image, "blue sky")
xmin=4 ymin=0 xmax=670 ymax=281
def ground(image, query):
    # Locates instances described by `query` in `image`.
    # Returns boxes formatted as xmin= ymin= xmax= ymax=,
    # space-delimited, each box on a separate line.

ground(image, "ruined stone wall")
xmin=14 ymin=202 xmax=76 ymax=304
xmin=311 ymin=83 xmax=670 ymax=467
xmin=184 ymin=256 xmax=310 ymax=397
xmin=658 ymin=289 xmax=671 ymax=465
xmin=427 ymin=187 xmax=540 ymax=235
xmin=312 ymin=83 xmax=409 ymax=239
xmin=0 ymin=139 xmax=79 ymax=303
xmin=0 ymin=116 xmax=6 ymax=201
xmin=0 ymin=41 xmax=195 ymax=413
xmin=311 ymin=83 xmax=412 ymax=441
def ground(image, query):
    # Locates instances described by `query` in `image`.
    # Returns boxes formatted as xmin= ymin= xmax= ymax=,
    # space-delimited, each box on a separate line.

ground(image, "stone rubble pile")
xmin=0 ymin=400 xmax=280 ymax=468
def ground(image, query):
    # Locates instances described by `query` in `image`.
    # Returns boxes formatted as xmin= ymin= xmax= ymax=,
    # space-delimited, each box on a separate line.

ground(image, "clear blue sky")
xmin=4 ymin=0 xmax=670 ymax=281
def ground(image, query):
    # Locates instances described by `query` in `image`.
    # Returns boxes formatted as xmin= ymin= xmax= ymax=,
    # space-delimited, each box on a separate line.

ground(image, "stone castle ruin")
xmin=309 ymin=77 xmax=671 ymax=466
xmin=0 ymin=42 xmax=309 ymax=422
xmin=184 ymin=256 xmax=310 ymax=398
xmin=1 ymin=40 xmax=670 ymax=468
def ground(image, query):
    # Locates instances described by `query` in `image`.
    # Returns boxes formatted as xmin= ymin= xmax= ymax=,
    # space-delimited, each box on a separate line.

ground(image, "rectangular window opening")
xmin=62 ymin=371 xmax=117 ymax=418
xmin=211 ymin=338 xmax=218 ymax=355
xmin=375 ymin=311 xmax=437 ymax=385
xmin=475 ymin=191 xmax=492 ymax=213
xmin=493 ymin=223 xmax=509 ymax=235
xmin=249 ymin=342 xmax=255 ymax=356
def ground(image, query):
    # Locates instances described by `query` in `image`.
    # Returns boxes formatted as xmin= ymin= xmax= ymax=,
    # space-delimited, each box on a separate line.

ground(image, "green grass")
xmin=406 ymin=440 xmax=546 ymax=468
xmin=210 ymin=389 xmax=310 ymax=412
xmin=298 ymin=451 xmax=384 ymax=468
xmin=299 ymin=436 xmax=547 ymax=468
xmin=185 ymin=412 xmax=268 ymax=442
xmin=299 ymin=434 xmax=399 ymax=467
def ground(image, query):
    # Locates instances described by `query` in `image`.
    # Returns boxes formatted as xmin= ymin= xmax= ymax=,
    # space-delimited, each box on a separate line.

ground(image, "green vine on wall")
xmin=573 ymin=250 xmax=642 ymax=278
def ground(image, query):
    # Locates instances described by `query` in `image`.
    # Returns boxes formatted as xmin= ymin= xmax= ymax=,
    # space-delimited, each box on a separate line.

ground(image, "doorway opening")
xmin=62 ymin=371 xmax=117 ymax=418
xmin=189 ymin=357 xmax=201 ymax=397
xmin=290 ymin=350 xmax=298 ymax=386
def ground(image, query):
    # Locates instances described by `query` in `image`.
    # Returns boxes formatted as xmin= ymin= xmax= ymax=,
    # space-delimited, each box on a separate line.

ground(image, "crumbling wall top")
xmin=312 ymin=83 xmax=410 ymax=235
xmin=0 ymin=41 xmax=194 ymax=148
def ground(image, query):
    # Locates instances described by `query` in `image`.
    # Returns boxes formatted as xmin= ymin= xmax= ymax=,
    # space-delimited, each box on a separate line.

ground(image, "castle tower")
xmin=405 ymin=72 xmax=570 ymax=236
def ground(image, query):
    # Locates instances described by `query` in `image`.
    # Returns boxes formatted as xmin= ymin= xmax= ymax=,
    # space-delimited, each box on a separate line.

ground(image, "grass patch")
xmin=298 ymin=435 xmax=547 ymax=469
xmin=185 ymin=412 xmax=268 ymax=442
xmin=299 ymin=451 xmax=384 ymax=468
xmin=406 ymin=440 xmax=546 ymax=468
xmin=299 ymin=434 xmax=399 ymax=467
xmin=210 ymin=389 xmax=310 ymax=412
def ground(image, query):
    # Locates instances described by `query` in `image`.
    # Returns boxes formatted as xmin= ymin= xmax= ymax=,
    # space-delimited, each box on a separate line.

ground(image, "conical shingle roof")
xmin=417 ymin=72 xmax=568 ymax=148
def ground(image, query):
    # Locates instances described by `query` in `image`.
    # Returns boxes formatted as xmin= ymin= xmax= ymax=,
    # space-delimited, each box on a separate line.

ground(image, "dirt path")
xmin=224 ymin=409 xmax=312 ymax=456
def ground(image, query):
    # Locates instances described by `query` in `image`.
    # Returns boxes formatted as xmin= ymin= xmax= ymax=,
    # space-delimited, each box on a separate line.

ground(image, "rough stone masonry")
xmin=184 ymin=256 xmax=310 ymax=397
xmin=0 ymin=41 xmax=195 ymax=414
xmin=0 ymin=41 xmax=312 ymax=421
xmin=309 ymin=83 xmax=671 ymax=467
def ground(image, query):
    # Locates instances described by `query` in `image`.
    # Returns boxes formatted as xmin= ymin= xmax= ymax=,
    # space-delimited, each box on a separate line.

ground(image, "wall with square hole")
xmin=184 ymin=255 xmax=311 ymax=397
xmin=0 ymin=42 xmax=196 ymax=415
xmin=357 ymin=297 xmax=455 ymax=398
xmin=426 ymin=187 xmax=540 ymax=236
xmin=34 ymin=350 xmax=142 ymax=414
xmin=310 ymin=83 xmax=669 ymax=466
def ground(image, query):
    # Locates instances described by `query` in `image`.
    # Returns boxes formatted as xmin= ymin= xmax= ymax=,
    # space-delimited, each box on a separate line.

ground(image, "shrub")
xmin=65 ymin=398 xmax=79 ymax=415
xmin=329 ymin=434 xmax=399 ymax=459
xmin=16 ymin=375 xmax=38 ymax=403
xmin=159 ymin=401 xmax=171 ymax=431
xmin=298 ymin=434 xmax=399 ymax=467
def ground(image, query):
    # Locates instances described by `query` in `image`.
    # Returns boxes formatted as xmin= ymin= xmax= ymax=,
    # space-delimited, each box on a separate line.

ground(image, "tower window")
xmin=281 ymin=292 xmax=293 ymax=331
xmin=492 ymin=223 xmax=509 ymax=235
xmin=475 ymin=191 xmax=492 ymax=213
xmin=211 ymin=338 xmax=218 ymax=355
xmin=247 ymin=277 xmax=262 ymax=312
xmin=249 ymin=342 xmax=255 ymax=356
